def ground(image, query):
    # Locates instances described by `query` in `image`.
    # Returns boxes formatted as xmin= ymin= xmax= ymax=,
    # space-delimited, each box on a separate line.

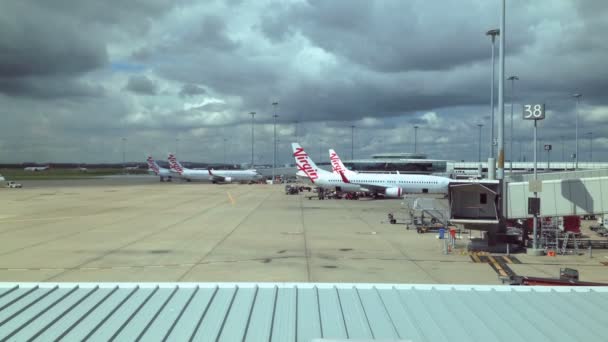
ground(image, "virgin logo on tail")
xmin=293 ymin=147 xmax=318 ymax=182
xmin=147 ymin=157 xmax=160 ymax=174
xmin=329 ymin=152 xmax=345 ymax=173
xmin=168 ymin=154 xmax=183 ymax=174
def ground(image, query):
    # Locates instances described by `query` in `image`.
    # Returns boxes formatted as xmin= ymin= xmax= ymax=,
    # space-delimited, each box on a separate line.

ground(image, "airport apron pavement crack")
xmin=0 ymin=189 xmax=213 ymax=259
xmin=299 ymin=192 xmax=312 ymax=282
xmin=0 ymin=204 xmax=143 ymax=237
xmin=42 ymin=191 xmax=233 ymax=281
xmin=0 ymin=186 xmax=180 ymax=237
xmin=0 ymin=255 xmax=307 ymax=272
xmin=176 ymin=191 xmax=273 ymax=281
xmin=341 ymin=202 xmax=440 ymax=283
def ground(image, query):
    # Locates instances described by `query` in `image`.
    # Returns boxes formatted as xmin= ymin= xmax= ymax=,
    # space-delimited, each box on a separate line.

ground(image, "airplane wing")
xmin=337 ymin=171 xmax=387 ymax=193
xmin=208 ymin=169 xmax=227 ymax=182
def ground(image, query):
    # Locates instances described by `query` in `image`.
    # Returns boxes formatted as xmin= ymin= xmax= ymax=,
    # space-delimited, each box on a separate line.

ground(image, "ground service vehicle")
xmin=6 ymin=181 xmax=22 ymax=188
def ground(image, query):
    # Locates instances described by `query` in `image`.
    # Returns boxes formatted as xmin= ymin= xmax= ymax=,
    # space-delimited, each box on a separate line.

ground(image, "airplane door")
xmin=335 ymin=186 xmax=342 ymax=192
xmin=422 ymin=188 xmax=429 ymax=193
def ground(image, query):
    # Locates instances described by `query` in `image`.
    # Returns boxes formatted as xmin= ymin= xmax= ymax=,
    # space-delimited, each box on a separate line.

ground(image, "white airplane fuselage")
xmin=170 ymin=168 xmax=259 ymax=183
xmin=209 ymin=169 xmax=260 ymax=182
xmin=295 ymin=170 xmax=362 ymax=192
xmin=344 ymin=173 xmax=450 ymax=194
xmin=148 ymin=168 xmax=172 ymax=178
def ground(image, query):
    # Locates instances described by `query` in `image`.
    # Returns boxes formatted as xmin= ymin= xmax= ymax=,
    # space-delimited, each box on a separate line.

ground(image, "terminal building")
xmin=343 ymin=153 xmax=448 ymax=174
xmin=342 ymin=151 xmax=608 ymax=177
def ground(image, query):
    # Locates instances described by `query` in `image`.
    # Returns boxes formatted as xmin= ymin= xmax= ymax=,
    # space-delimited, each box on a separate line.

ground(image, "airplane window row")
xmin=328 ymin=179 xmax=438 ymax=185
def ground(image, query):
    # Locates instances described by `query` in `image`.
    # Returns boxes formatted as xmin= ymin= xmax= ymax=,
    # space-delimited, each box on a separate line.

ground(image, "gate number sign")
xmin=523 ymin=104 xmax=545 ymax=120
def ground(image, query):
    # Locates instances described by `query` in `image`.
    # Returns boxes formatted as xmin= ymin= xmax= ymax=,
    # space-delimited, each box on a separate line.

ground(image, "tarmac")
xmin=1 ymin=176 xmax=607 ymax=284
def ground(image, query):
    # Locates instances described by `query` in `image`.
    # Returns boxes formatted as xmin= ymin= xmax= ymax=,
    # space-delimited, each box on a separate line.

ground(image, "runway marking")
xmin=227 ymin=192 xmax=235 ymax=205
xmin=488 ymin=255 xmax=508 ymax=277
xmin=471 ymin=253 xmax=481 ymax=263
xmin=43 ymin=196 xmax=233 ymax=282
xmin=503 ymin=256 xmax=514 ymax=264
xmin=0 ymin=216 xmax=87 ymax=223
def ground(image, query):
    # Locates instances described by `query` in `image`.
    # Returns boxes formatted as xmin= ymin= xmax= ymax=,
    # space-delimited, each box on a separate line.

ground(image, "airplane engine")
xmin=224 ymin=177 xmax=233 ymax=183
xmin=385 ymin=187 xmax=403 ymax=198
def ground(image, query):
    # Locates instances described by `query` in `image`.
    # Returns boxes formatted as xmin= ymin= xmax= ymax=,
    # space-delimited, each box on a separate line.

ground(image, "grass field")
xmin=0 ymin=168 xmax=146 ymax=180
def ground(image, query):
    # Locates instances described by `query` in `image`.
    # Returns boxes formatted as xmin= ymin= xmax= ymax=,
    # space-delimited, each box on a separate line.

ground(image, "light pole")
xmin=351 ymin=125 xmax=355 ymax=160
xmin=496 ymin=0 xmax=506 ymax=180
xmin=295 ymin=120 xmax=299 ymax=141
xmin=524 ymin=104 xmax=546 ymax=252
xmin=545 ymin=144 xmax=551 ymax=171
xmin=573 ymin=93 xmax=582 ymax=170
xmin=319 ymin=139 xmax=323 ymax=162
xmin=560 ymin=135 xmax=565 ymax=163
xmin=414 ymin=125 xmax=419 ymax=153
xmin=250 ymin=111 xmax=255 ymax=167
xmin=272 ymin=101 xmax=279 ymax=183
xmin=121 ymin=137 xmax=127 ymax=169
xmin=223 ymin=138 xmax=227 ymax=165
xmin=508 ymin=75 xmax=518 ymax=173
xmin=533 ymin=119 xmax=539 ymax=249
xmin=518 ymin=140 xmax=522 ymax=162
xmin=477 ymin=124 xmax=483 ymax=162
xmin=486 ymin=28 xmax=500 ymax=159
xmin=587 ymin=132 xmax=593 ymax=162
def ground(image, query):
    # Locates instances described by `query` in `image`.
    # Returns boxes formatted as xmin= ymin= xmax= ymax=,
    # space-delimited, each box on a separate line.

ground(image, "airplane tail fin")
xmin=328 ymin=149 xmax=356 ymax=176
xmin=167 ymin=154 xmax=184 ymax=175
xmin=146 ymin=156 xmax=160 ymax=175
xmin=337 ymin=170 xmax=351 ymax=183
xmin=291 ymin=143 xmax=322 ymax=183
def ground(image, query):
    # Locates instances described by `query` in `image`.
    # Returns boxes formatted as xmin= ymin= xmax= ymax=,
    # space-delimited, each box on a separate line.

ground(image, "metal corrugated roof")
xmin=0 ymin=283 xmax=607 ymax=341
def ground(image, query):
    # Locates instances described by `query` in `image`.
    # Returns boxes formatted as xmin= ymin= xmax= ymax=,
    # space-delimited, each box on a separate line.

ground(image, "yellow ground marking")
xmin=471 ymin=253 xmax=481 ymax=263
xmin=488 ymin=255 xmax=508 ymax=277
xmin=227 ymin=192 xmax=235 ymax=205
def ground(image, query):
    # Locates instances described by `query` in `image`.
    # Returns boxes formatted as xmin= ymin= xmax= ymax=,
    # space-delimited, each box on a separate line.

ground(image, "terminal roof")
xmin=0 ymin=282 xmax=606 ymax=341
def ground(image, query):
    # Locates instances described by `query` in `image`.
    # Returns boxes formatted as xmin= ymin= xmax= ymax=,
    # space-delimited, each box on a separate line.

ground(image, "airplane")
xmin=23 ymin=165 xmax=49 ymax=172
xmin=146 ymin=156 xmax=172 ymax=182
xmin=291 ymin=143 xmax=362 ymax=193
xmin=207 ymin=168 xmax=261 ymax=183
xmin=329 ymin=148 xmax=451 ymax=197
xmin=167 ymin=154 xmax=260 ymax=183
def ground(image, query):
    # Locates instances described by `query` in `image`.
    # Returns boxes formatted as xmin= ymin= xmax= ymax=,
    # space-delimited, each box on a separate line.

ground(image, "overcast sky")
xmin=1 ymin=0 xmax=607 ymax=164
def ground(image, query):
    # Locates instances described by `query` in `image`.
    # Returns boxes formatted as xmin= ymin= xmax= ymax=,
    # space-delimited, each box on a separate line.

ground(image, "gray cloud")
xmin=179 ymin=84 xmax=206 ymax=97
xmin=0 ymin=77 xmax=105 ymax=99
xmin=262 ymin=1 xmax=532 ymax=73
xmin=194 ymin=15 xmax=240 ymax=51
xmin=124 ymin=75 xmax=158 ymax=95
xmin=1 ymin=0 xmax=608 ymax=164
xmin=0 ymin=2 xmax=108 ymax=79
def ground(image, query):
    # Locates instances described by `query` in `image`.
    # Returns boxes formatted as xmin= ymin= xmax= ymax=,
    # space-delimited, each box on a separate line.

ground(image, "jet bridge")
xmin=447 ymin=170 xmax=608 ymax=244
xmin=507 ymin=169 xmax=608 ymax=219
xmin=448 ymin=180 xmax=501 ymax=243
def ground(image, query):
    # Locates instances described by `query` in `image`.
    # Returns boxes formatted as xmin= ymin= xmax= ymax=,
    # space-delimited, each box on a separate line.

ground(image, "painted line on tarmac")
xmin=227 ymin=192 xmax=235 ymax=205
xmin=0 ymin=216 xmax=87 ymax=223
